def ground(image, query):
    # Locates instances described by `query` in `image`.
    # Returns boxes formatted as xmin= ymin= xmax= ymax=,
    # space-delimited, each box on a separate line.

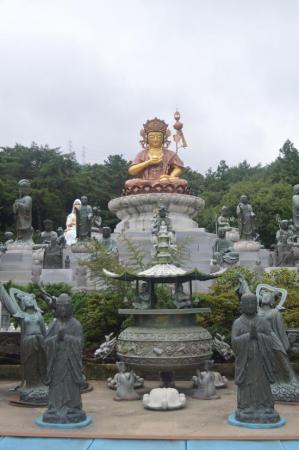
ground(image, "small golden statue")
xmin=123 ymin=113 xmax=189 ymax=195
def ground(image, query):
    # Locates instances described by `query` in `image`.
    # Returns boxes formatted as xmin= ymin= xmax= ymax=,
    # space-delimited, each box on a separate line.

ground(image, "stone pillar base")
xmin=108 ymin=193 xmax=204 ymax=233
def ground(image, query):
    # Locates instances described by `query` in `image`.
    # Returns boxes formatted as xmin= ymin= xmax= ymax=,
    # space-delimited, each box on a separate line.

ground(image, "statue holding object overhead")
xmin=0 ymin=284 xmax=47 ymax=403
xmin=13 ymin=179 xmax=32 ymax=242
xmin=257 ymin=285 xmax=299 ymax=402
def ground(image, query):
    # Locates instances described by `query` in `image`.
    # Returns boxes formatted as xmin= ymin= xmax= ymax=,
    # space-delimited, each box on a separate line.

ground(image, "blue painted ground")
xmin=228 ymin=413 xmax=286 ymax=429
xmin=35 ymin=415 xmax=92 ymax=429
xmin=0 ymin=438 xmax=298 ymax=450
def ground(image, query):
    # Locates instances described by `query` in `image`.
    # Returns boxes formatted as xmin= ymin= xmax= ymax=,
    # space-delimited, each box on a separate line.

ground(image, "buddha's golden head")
xmin=147 ymin=131 xmax=163 ymax=148
xmin=140 ymin=117 xmax=171 ymax=149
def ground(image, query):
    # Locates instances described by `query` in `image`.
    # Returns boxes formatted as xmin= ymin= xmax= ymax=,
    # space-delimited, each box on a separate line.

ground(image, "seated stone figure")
xmin=100 ymin=227 xmax=119 ymax=259
xmin=217 ymin=206 xmax=239 ymax=242
xmin=212 ymin=229 xmax=239 ymax=267
xmin=124 ymin=118 xmax=188 ymax=195
xmin=41 ymin=219 xmax=57 ymax=244
xmin=151 ymin=204 xmax=172 ymax=234
xmin=43 ymin=236 xmax=63 ymax=269
xmin=274 ymin=219 xmax=299 ymax=266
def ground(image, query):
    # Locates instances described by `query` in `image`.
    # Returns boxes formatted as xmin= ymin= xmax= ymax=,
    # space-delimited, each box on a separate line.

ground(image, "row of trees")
xmin=0 ymin=140 xmax=298 ymax=247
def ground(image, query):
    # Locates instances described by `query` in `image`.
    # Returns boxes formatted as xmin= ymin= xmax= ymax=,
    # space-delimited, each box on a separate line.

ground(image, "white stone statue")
xmin=64 ymin=198 xmax=81 ymax=245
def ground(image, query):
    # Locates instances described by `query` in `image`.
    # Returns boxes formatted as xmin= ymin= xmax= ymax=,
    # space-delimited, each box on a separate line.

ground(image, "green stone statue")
xmin=274 ymin=219 xmax=299 ymax=266
xmin=76 ymin=196 xmax=93 ymax=240
xmin=101 ymin=227 xmax=119 ymax=258
xmin=236 ymin=195 xmax=256 ymax=240
xmin=232 ymin=293 xmax=281 ymax=424
xmin=42 ymin=294 xmax=87 ymax=424
xmin=13 ymin=179 xmax=32 ymax=242
xmin=0 ymin=284 xmax=47 ymax=403
xmin=212 ymin=229 xmax=239 ymax=267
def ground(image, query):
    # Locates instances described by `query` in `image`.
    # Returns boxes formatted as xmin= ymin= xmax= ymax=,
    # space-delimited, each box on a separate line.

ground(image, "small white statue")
xmin=143 ymin=388 xmax=186 ymax=410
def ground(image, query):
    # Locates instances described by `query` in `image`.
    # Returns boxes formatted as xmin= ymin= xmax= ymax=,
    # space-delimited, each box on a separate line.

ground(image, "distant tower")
xmin=68 ymin=140 xmax=73 ymax=153
xmin=81 ymin=146 xmax=86 ymax=165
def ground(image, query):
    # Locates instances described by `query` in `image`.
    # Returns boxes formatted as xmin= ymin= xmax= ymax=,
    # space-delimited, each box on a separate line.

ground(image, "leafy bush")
xmin=8 ymin=266 xmax=299 ymax=356
xmin=195 ymin=267 xmax=299 ymax=343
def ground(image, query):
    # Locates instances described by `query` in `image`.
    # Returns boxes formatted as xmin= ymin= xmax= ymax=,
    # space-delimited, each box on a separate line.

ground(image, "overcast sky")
xmin=0 ymin=0 xmax=299 ymax=173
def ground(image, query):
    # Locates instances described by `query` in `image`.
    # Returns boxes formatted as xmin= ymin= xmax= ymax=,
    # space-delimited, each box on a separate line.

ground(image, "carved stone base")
xmin=19 ymin=386 xmax=48 ymax=404
xmin=36 ymin=415 xmax=92 ymax=429
xmin=234 ymin=240 xmax=261 ymax=252
xmin=271 ymin=380 xmax=299 ymax=402
xmin=234 ymin=407 xmax=281 ymax=424
xmin=70 ymin=242 xmax=90 ymax=253
xmin=123 ymin=181 xmax=192 ymax=196
xmin=228 ymin=413 xmax=286 ymax=429
xmin=109 ymin=193 xmax=204 ymax=233
xmin=42 ymin=408 xmax=87 ymax=424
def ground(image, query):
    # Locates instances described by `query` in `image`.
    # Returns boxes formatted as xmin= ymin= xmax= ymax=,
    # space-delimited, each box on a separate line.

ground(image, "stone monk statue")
xmin=13 ymin=179 xmax=32 ymax=242
xmin=231 ymin=292 xmax=281 ymax=424
xmin=124 ymin=117 xmax=188 ymax=194
xmin=76 ymin=196 xmax=93 ymax=240
xmin=236 ymin=195 xmax=256 ymax=240
xmin=42 ymin=293 xmax=87 ymax=424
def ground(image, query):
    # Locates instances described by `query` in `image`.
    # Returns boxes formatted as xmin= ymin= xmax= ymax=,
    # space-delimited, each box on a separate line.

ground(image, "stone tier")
xmin=109 ymin=193 xmax=204 ymax=233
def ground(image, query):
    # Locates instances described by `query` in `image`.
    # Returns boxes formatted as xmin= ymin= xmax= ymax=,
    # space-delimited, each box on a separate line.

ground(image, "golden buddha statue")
xmin=124 ymin=117 xmax=189 ymax=195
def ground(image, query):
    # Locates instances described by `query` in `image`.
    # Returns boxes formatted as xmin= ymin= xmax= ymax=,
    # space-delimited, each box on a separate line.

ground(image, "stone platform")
xmin=109 ymin=193 xmax=204 ymax=233
xmin=115 ymin=230 xmax=270 ymax=292
xmin=0 ymin=245 xmax=32 ymax=284
xmin=0 ymin=380 xmax=297 ymax=440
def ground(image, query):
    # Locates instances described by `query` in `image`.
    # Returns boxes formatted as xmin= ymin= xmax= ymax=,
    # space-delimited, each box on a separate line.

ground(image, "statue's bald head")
xmin=56 ymin=293 xmax=72 ymax=319
xmin=240 ymin=292 xmax=257 ymax=316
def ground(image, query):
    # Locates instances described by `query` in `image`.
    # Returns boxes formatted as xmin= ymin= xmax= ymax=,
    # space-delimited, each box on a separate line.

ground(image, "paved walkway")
xmin=0 ymin=438 xmax=298 ymax=450
xmin=0 ymin=380 xmax=298 ymax=440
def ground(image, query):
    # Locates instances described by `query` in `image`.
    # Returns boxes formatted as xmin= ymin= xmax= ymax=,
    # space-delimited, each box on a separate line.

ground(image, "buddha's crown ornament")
xmin=143 ymin=117 xmax=168 ymax=134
